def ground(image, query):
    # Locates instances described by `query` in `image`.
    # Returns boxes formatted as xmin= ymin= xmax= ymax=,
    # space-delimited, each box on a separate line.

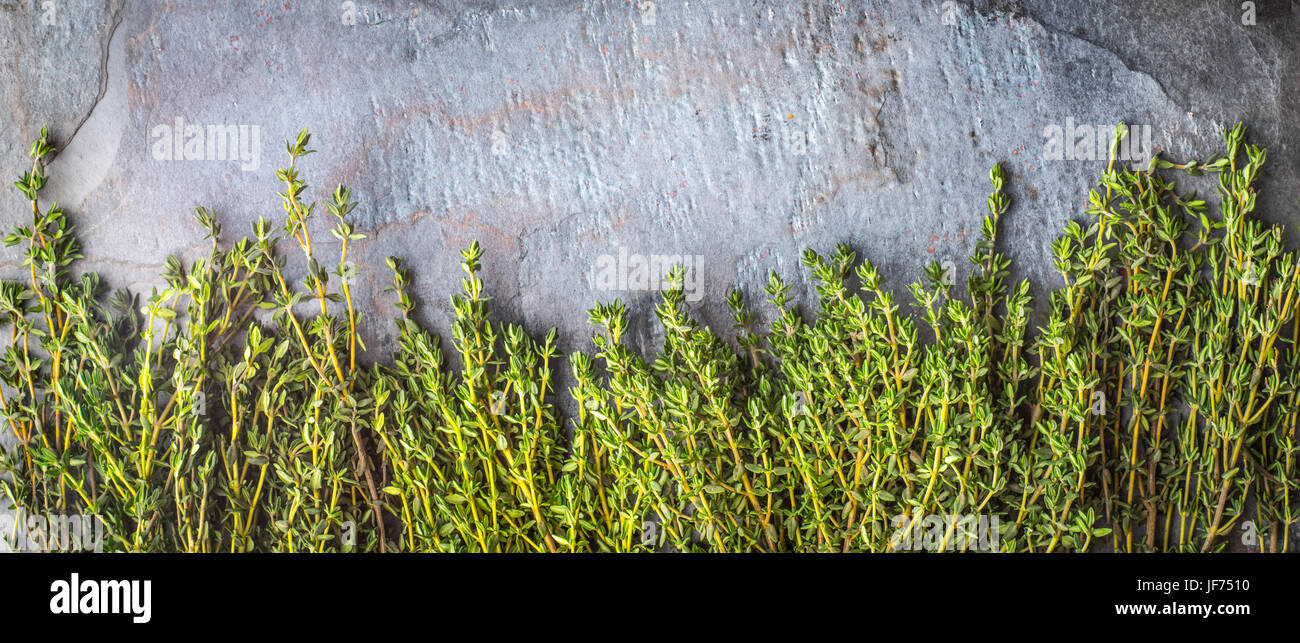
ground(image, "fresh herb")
xmin=1 ymin=124 xmax=1295 ymax=552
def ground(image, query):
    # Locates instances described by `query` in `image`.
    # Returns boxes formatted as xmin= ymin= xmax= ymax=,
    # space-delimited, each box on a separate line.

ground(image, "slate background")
xmin=2 ymin=0 xmax=1296 ymax=352
xmin=0 ymin=0 xmax=1297 ymax=550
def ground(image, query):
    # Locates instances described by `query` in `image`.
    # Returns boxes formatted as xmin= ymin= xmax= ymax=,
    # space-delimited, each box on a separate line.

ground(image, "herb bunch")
xmin=2 ymin=124 xmax=1296 ymax=552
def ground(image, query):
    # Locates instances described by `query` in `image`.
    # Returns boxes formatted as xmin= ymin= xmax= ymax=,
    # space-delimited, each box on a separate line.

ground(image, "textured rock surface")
xmin=1 ymin=0 xmax=1298 ymax=553
xmin=2 ymin=0 xmax=1298 ymax=355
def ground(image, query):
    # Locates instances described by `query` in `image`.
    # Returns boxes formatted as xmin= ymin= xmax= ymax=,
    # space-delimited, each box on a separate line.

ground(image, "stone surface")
xmin=0 ymin=0 xmax=1294 ymax=376
xmin=2 ymin=0 xmax=1298 ymax=355
xmin=2 ymin=0 xmax=1299 ymax=553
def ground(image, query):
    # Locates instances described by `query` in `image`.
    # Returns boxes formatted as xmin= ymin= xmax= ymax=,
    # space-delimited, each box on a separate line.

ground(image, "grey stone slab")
xmin=4 ymin=1 xmax=1296 ymax=357
xmin=0 ymin=0 xmax=1294 ymax=379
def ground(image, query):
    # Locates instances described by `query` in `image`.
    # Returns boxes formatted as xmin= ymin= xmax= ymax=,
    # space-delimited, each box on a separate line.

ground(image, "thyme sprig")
xmin=2 ymin=124 xmax=1295 ymax=552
